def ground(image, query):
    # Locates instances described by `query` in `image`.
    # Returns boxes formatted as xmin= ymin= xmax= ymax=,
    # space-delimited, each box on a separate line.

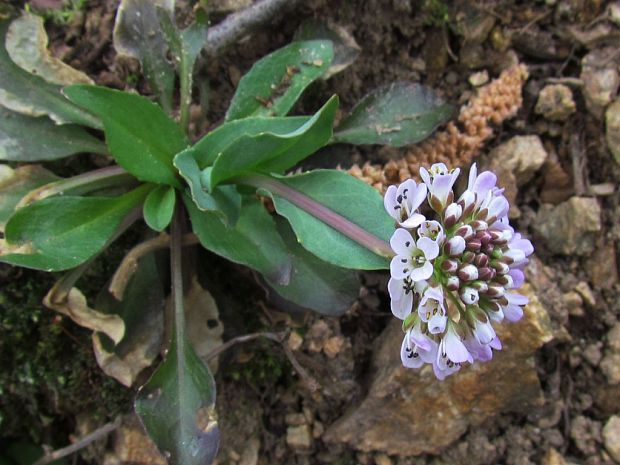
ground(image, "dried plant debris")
xmin=348 ymin=64 xmax=529 ymax=192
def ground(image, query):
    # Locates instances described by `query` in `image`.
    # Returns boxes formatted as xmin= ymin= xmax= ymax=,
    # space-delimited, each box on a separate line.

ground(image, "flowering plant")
xmin=385 ymin=163 xmax=533 ymax=380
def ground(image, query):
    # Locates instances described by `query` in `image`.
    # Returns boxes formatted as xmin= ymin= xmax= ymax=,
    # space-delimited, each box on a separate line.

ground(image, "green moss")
xmin=0 ymin=265 xmax=131 ymax=443
xmin=422 ymin=0 xmax=451 ymax=27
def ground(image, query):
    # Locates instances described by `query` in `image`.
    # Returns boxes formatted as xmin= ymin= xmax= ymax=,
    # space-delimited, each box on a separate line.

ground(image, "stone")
xmin=575 ymin=281 xmax=596 ymax=308
xmin=535 ymin=84 xmax=576 ymax=121
xmin=534 ymin=197 xmax=602 ymax=255
xmin=488 ymin=135 xmax=548 ymax=217
xmin=543 ymin=448 xmax=568 ymax=465
xmin=603 ymin=416 xmax=620 ymax=463
xmin=601 ymin=353 xmax=620 ymax=385
xmin=570 ymin=415 xmax=602 ymax=455
xmin=587 ymin=242 xmax=619 ymax=289
xmin=323 ymin=285 xmax=553 ymax=456
xmin=580 ymin=48 xmax=620 ymax=118
xmin=375 ymin=453 xmax=394 ymax=465
xmin=563 ymin=291 xmax=584 ymax=317
xmin=608 ymin=324 xmax=620 ymax=352
xmin=239 ymin=438 xmax=260 ymax=465
xmin=286 ymin=424 xmax=313 ymax=449
xmin=606 ymin=98 xmax=620 ymax=164
xmin=324 ymin=336 xmax=346 ymax=358
xmin=287 ymin=331 xmax=303 ymax=351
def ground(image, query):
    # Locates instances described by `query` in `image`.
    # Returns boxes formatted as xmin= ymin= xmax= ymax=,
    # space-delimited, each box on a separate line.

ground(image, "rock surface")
xmin=606 ymin=98 xmax=620 ymax=164
xmin=487 ymin=135 xmax=548 ymax=217
xmin=580 ymin=48 xmax=620 ymax=118
xmin=323 ymin=285 xmax=553 ymax=456
xmin=535 ymin=84 xmax=576 ymax=121
xmin=603 ymin=416 xmax=620 ymax=463
xmin=534 ymin=197 xmax=602 ymax=255
xmin=601 ymin=324 xmax=620 ymax=385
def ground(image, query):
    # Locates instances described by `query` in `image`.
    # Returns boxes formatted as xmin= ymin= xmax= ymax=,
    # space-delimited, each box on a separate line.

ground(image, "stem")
xmin=17 ymin=166 xmax=135 ymax=209
xmin=179 ymin=55 xmax=192 ymax=134
xmin=238 ymin=174 xmax=394 ymax=258
xmin=170 ymin=197 xmax=186 ymax=385
xmin=204 ymin=0 xmax=304 ymax=55
xmin=32 ymin=417 xmax=121 ymax=465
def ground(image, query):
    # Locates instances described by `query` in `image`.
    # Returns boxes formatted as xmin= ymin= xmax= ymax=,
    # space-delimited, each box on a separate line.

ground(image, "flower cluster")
xmin=384 ymin=163 xmax=533 ymax=380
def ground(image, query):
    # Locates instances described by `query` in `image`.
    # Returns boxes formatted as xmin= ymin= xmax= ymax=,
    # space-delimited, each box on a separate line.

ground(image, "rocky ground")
xmin=2 ymin=1 xmax=620 ymax=464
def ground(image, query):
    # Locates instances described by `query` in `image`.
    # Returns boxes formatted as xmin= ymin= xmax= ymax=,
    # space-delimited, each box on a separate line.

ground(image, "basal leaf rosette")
xmin=385 ymin=163 xmax=534 ymax=380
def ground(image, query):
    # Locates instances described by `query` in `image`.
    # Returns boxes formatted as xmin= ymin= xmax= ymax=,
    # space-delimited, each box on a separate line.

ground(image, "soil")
xmin=2 ymin=1 xmax=620 ymax=465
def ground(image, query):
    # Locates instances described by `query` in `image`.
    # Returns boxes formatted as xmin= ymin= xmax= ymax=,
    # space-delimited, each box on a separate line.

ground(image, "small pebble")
xmin=603 ymin=416 xmax=620 ymax=463
xmin=469 ymin=70 xmax=489 ymax=87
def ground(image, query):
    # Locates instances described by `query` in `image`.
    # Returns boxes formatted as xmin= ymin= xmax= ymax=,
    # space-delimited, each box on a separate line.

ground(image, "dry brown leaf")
xmin=44 ymin=286 xmax=125 ymax=345
xmin=6 ymin=12 xmax=93 ymax=86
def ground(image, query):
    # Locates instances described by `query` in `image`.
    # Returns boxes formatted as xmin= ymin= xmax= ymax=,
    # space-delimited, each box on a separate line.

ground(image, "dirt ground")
xmin=1 ymin=0 xmax=620 ymax=464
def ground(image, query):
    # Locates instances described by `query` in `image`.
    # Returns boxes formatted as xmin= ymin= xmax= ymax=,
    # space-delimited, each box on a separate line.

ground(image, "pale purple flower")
xmin=384 ymin=179 xmax=427 ymax=228
xmin=418 ymin=286 xmax=447 ymax=334
xmin=418 ymin=220 xmax=445 ymax=245
xmin=420 ymin=163 xmax=460 ymax=210
xmin=384 ymin=164 xmax=533 ymax=381
xmin=389 ymin=229 xmax=439 ymax=282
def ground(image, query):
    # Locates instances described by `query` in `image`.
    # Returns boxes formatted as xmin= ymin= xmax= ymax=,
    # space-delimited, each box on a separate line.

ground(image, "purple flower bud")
xmin=446 ymin=276 xmax=460 ymax=291
xmin=481 ymin=243 xmax=495 ymax=254
xmin=471 ymin=281 xmax=488 ymax=293
xmin=462 ymin=251 xmax=475 ymax=263
xmin=477 ymin=231 xmax=492 ymax=245
xmin=441 ymin=259 xmax=458 ymax=273
xmin=466 ymin=239 xmax=482 ymax=252
xmin=486 ymin=284 xmax=506 ymax=298
xmin=496 ymin=274 xmax=513 ymax=287
xmin=443 ymin=203 xmax=462 ymax=227
xmin=455 ymin=225 xmax=474 ymax=240
xmin=458 ymin=190 xmax=476 ymax=217
xmin=489 ymin=230 xmax=507 ymax=245
xmin=458 ymin=264 xmax=479 ymax=281
xmin=471 ymin=220 xmax=488 ymax=231
xmin=460 ymin=287 xmax=479 ymax=305
xmin=474 ymin=253 xmax=489 ymax=268
xmin=491 ymin=260 xmax=510 ymax=275
xmin=478 ymin=267 xmax=494 ymax=281
xmin=445 ymin=236 xmax=466 ymax=256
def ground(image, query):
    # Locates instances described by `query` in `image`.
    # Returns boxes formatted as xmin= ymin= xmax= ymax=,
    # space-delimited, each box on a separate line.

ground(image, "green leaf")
xmin=332 ymin=81 xmax=454 ymax=147
xmin=0 ymin=106 xmax=107 ymax=161
xmin=0 ymin=184 xmax=151 ymax=271
xmin=0 ymin=20 xmax=100 ymax=128
xmin=262 ymin=170 xmax=392 ymax=270
xmin=185 ymin=194 xmax=292 ymax=286
xmin=191 ymin=116 xmax=312 ymax=168
xmin=143 ymin=185 xmax=176 ymax=231
xmin=134 ymin=333 xmax=219 ymax=465
xmin=294 ymin=19 xmax=361 ymax=79
xmin=174 ymin=149 xmax=241 ymax=226
xmin=210 ymin=96 xmax=338 ymax=187
xmin=269 ymin=217 xmax=360 ymax=315
xmin=113 ymin=0 xmax=176 ymax=113
xmin=64 ymin=85 xmax=188 ymax=187
xmin=226 ymin=40 xmax=334 ymax=120
xmin=0 ymin=165 xmax=60 ymax=231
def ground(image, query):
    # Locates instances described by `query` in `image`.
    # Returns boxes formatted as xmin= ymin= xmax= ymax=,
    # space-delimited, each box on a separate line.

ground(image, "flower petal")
xmin=410 ymin=260 xmax=433 ymax=281
xmin=445 ymin=327 xmax=472 ymax=363
xmin=417 ymin=236 xmax=439 ymax=260
xmin=400 ymin=213 xmax=426 ymax=229
xmin=390 ymin=228 xmax=415 ymax=256
xmin=401 ymin=333 xmax=424 ymax=368
xmin=384 ymin=185 xmax=399 ymax=219
xmin=390 ymin=255 xmax=412 ymax=280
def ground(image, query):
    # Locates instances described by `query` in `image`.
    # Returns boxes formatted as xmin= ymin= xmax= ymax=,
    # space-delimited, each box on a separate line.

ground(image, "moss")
xmin=0 ymin=265 xmax=131 ymax=444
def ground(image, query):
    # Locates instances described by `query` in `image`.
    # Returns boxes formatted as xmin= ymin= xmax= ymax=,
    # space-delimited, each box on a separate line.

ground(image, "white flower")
xmin=384 ymin=179 xmax=427 ymax=229
xmin=389 ymin=229 xmax=439 ymax=282
xmin=418 ymin=286 xmax=447 ymax=334
xmin=420 ymin=163 xmax=460 ymax=210
xmin=418 ymin=220 xmax=445 ymax=245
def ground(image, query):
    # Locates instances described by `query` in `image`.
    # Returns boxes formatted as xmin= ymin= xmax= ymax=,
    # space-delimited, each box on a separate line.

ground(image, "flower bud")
xmin=481 ymin=243 xmax=494 ymax=254
xmin=458 ymin=264 xmax=479 ymax=281
xmin=489 ymin=230 xmax=508 ymax=245
xmin=477 ymin=231 xmax=492 ymax=245
xmin=446 ymin=276 xmax=460 ymax=291
xmin=445 ymin=236 xmax=466 ymax=256
xmin=496 ymin=274 xmax=513 ymax=288
xmin=490 ymin=260 xmax=510 ymax=275
xmin=458 ymin=190 xmax=476 ymax=217
xmin=455 ymin=225 xmax=474 ymax=240
xmin=429 ymin=194 xmax=444 ymax=214
xmin=475 ymin=208 xmax=489 ymax=221
xmin=490 ymin=248 xmax=503 ymax=259
xmin=486 ymin=284 xmax=506 ymax=298
xmin=471 ymin=220 xmax=488 ymax=231
xmin=462 ymin=251 xmax=475 ymax=263
xmin=474 ymin=253 xmax=489 ymax=268
xmin=441 ymin=259 xmax=458 ymax=273
xmin=443 ymin=203 xmax=462 ymax=228
xmin=478 ymin=267 xmax=494 ymax=281
xmin=460 ymin=287 xmax=479 ymax=305
xmin=470 ymin=280 xmax=488 ymax=293
xmin=466 ymin=239 xmax=481 ymax=252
